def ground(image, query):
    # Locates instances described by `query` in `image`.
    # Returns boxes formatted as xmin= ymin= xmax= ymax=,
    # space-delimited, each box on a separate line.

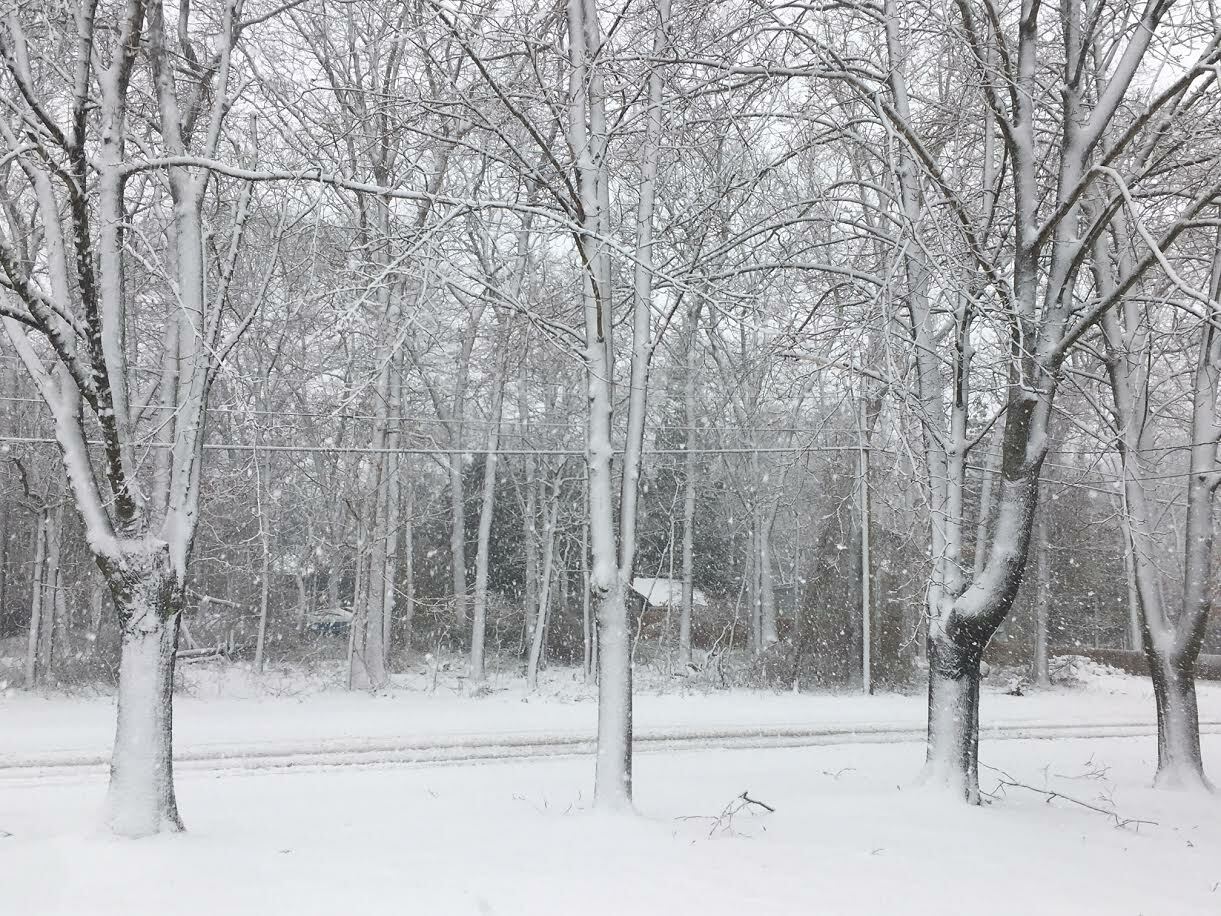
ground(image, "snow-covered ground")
xmin=3 ymin=735 xmax=1220 ymax=915
xmin=2 ymin=661 xmax=1220 ymax=914
xmin=4 ymin=656 xmax=1218 ymax=763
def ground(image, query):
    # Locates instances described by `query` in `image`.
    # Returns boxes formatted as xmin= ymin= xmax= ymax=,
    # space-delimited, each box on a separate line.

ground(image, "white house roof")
xmin=629 ymin=577 xmax=708 ymax=609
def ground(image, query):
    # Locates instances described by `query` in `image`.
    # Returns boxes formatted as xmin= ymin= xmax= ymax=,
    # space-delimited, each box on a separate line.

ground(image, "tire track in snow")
xmin=3 ymin=719 xmax=1218 ymax=786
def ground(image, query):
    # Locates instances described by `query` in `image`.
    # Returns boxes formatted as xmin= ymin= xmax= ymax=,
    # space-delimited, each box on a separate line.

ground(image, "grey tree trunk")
xmin=24 ymin=512 xmax=47 ymax=688
xmin=470 ymin=352 xmax=507 ymax=683
xmin=381 ymin=363 xmax=403 ymax=661
xmin=581 ymin=484 xmax=593 ymax=682
xmin=679 ymin=306 xmax=699 ymax=670
xmin=449 ymin=458 xmax=468 ymax=624
xmin=1032 ymin=508 xmax=1052 ymax=687
xmin=254 ymin=431 xmax=272 ymax=674
xmin=402 ymin=482 xmax=416 ymax=656
xmin=527 ymin=481 xmax=562 ymax=690
xmin=522 ymin=437 xmax=539 ymax=653
xmin=296 ymin=573 xmax=308 ymax=636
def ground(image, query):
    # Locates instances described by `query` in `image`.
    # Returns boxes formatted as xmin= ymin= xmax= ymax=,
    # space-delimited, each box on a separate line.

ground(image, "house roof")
xmin=629 ymin=577 xmax=709 ymax=608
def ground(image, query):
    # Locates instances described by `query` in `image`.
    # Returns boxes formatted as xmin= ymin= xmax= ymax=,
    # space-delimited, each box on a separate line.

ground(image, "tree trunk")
xmin=347 ymin=520 xmax=367 ymax=689
xmin=381 ymin=367 xmax=403 ymax=661
xmin=922 ymin=636 xmax=982 ymax=803
xmin=254 ymin=442 xmax=272 ymax=674
xmin=105 ymin=558 xmax=185 ymax=837
xmin=1122 ymin=519 xmax=1142 ymax=651
xmin=747 ymin=521 xmax=760 ymax=653
xmin=759 ymin=510 xmax=778 ymax=647
xmin=90 ymin=577 xmax=106 ymax=636
xmin=470 ymin=364 xmax=506 ymax=684
xmin=1032 ymin=509 xmax=1052 ymax=687
xmin=522 ymin=448 xmax=539 ymax=653
xmin=355 ymin=462 xmax=389 ymax=689
xmin=1146 ymin=646 xmax=1210 ymax=789
xmin=24 ymin=512 xmax=47 ymax=688
xmin=594 ymin=577 xmax=632 ymax=805
xmin=49 ymin=502 xmax=71 ymax=675
xmin=449 ymin=458 xmax=468 ymax=624
xmin=859 ymin=413 xmax=872 ymax=694
xmin=527 ymin=488 xmax=561 ymax=690
xmin=296 ymin=572 xmax=308 ymax=635
xmin=581 ymin=488 xmax=593 ymax=682
xmin=402 ymin=483 xmax=416 ymax=657
xmin=327 ymin=557 xmax=341 ymax=612
xmin=679 ymin=306 xmax=699 ymax=670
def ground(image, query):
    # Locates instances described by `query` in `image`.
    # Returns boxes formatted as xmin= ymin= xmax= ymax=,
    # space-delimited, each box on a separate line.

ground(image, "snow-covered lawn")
xmin=3 ymin=733 xmax=1219 ymax=915
xmin=3 ymin=664 xmax=1220 ymax=914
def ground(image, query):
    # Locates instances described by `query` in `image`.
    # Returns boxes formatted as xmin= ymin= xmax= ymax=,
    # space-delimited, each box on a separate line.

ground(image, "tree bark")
xmin=581 ymin=482 xmax=593 ymax=682
xmin=679 ymin=305 xmax=699 ymax=670
xmin=522 ymin=442 xmax=539 ymax=653
xmin=24 ymin=512 xmax=47 ymax=688
xmin=104 ymin=556 xmax=185 ymax=838
xmin=527 ymin=479 xmax=562 ymax=690
xmin=470 ymin=349 xmax=507 ymax=683
xmin=1147 ymin=648 xmax=1210 ymax=789
xmin=253 ymin=427 xmax=272 ymax=674
xmin=1032 ymin=508 xmax=1052 ymax=687
xmin=923 ymin=637 xmax=982 ymax=803
xmin=402 ymin=482 xmax=416 ymax=656
xmin=449 ymin=459 xmax=468 ymax=623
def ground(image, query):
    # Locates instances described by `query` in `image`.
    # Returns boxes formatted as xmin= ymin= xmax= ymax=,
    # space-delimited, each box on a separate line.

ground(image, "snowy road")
xmin=5 ymin=717 xmax=1218 ymax=784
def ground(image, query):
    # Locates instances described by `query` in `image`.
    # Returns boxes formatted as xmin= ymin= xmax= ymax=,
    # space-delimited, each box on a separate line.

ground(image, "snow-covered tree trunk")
xmin=581 ymin=482 xmax=593 ymax=682
xmin=380 ymin=364 xmax=403 ymax=660
xmin=521 ymin=395 xmax=540 ymax=651
xmin=527 ymin=477 xmax=563 ymax=690
xmin=470 ymin=347 xmax=507 ymax=683
xmin=254 ymin=378 xmax=273 ymax=674
xmin=105 ymin=557 xmax=184 ymax=837
xmin=402 ymin=482 xmax=417 ymax=656
xmin=679 ymin=305 xmax=700 ymax=670
xmin=567 ymin=0 xmax=630 ymax=808
xmin=924 ymin=635 xmax=982 ymax=801
xmin=1147 ymin=649 xmax=1209 ymax=788
xmin=758 ymin=504 xmax=778 ymax=648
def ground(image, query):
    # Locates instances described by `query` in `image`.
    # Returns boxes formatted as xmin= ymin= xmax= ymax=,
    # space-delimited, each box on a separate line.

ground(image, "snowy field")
xmin=2 ymin=665 xmax=1220 ymax=915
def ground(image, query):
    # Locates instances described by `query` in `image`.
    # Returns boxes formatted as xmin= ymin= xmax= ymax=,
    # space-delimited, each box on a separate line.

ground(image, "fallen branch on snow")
xmin=678 ymin=791 xmax=775 ymax=838
xmin=981 ymin=763 xmax=1157 ymax=831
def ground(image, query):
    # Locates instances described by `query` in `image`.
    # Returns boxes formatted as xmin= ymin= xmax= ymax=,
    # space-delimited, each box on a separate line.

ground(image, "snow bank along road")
xmin=5 ymin=718 xmax=1219 ymax=783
